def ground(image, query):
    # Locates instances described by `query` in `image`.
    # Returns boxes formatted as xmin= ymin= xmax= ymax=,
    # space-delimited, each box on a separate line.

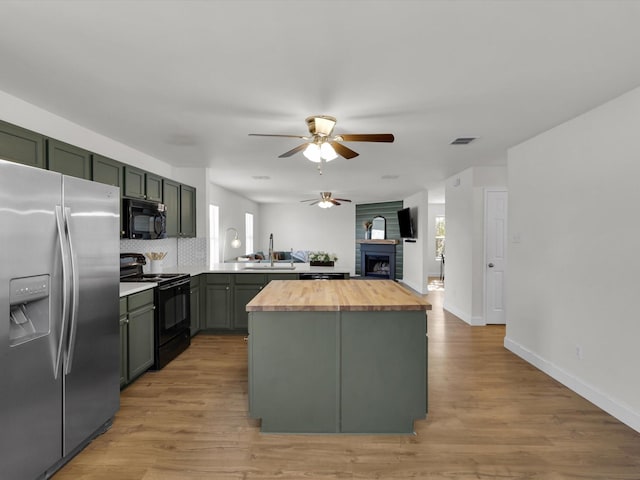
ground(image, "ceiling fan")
xmin=301 ymin=192 xmax=352 ymax=209
xmin=249 ymin=115 xmax=394 ymax=163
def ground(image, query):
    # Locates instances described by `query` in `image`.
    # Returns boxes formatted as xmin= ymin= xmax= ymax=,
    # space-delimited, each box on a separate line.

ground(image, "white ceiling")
xmin=2 ymin=1 xmax=640 ymax=205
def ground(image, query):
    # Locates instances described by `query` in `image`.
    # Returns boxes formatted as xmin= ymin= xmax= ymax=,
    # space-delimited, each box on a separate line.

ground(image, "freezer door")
xmin=62 ymin=175 xmax=120 ymax=455
xmin=0 ymin=160 xmax=64 ymax=480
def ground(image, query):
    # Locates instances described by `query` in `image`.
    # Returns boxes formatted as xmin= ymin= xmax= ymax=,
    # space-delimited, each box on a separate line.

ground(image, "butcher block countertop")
xmin=246 ymin=279 xmax=431 ymax=312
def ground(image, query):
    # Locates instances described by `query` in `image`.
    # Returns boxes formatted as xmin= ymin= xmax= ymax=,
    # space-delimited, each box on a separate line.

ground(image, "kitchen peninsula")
xmin=246 ymin=279 xmax=431 ymax=434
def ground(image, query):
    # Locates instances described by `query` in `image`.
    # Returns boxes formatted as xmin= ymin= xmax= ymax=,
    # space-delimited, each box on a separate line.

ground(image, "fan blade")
xmin=331 ymin=199 xmax=341 ymax=206
xmin=338 ymin=133 xmax=394 ymax=142
xmin=333 ymin=198 xmax=352 ymax=202
xmin=307 ymin=200 xmax=320 ymax=206
xmin=249 ymin=133 xmax=308 ymax=139
xmin=329 ymin=141 xmax=359 ymax=159
xmin=300 ymin=198 xmax=319 ymax=203
xmin=278 ymin=143 xmax=308 ymax=158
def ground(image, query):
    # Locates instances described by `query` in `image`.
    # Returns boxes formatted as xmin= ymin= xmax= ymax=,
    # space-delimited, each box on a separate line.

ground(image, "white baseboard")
xmin=398 ymin=279 xmax=428 ymax=295
xmin=442 ymin=302 xmax=486 ymax=326
xmin=504 ymin=336 xmax=640 ymax=434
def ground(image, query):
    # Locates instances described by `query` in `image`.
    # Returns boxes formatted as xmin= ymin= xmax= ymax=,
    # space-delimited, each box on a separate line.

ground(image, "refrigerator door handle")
xmin=54 ymin=205 xmax=71 ymax=379
xmin=64 ymin=206 xmax=80 ymax=375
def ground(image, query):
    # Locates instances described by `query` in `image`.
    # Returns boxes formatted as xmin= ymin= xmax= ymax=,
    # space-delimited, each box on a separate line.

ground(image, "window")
xmin=245 ymin=212 xmax=254 ymax=255
xmin=435 ymin=215 xmax=445 ymax=260
xmin=209 ymin=204 xmax=220 ymax=267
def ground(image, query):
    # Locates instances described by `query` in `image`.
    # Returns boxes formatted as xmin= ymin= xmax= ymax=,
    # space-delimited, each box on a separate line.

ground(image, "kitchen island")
xmin=246 ymin=279 xmax=431 ymax=434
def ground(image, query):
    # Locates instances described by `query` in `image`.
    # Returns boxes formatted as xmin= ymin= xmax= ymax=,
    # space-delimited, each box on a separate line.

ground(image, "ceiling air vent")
xmin=450 ymin=137 xmax=477 ymax=145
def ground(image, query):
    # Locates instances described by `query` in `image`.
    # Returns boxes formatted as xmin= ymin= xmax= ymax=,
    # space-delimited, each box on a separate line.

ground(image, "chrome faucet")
xmin=269 ymin=233 xmax=274 ymax=267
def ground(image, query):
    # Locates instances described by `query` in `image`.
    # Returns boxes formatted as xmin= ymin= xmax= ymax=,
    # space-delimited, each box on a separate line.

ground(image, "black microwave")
xmin=123 ymin=198 xmax=167 ymax=239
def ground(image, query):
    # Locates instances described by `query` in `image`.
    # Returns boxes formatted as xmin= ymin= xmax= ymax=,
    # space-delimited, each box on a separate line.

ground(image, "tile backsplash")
xmin=120 ymin=237 xmax=206 ymax=272
xmin=178 ymin=237 xmax=207 ymax=265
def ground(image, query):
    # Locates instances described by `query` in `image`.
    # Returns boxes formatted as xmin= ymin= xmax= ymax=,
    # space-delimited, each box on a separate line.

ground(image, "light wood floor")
xmin=55 ymin=290 xmax=640 ymax=479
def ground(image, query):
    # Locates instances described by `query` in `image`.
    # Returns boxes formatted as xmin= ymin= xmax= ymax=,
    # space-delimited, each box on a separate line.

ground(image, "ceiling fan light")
xmin=320 ymin=142 xmax=338 ymax=161
xmin=318 ymin=200 xmax=333 ymax=209
xmin=303 ymin=143 xmax=321 ymax=162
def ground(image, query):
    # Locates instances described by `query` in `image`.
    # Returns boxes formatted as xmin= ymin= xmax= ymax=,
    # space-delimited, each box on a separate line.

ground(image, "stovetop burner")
xmin=120 ymin=253 xmax=189 ymax=286
xmin=121 ymin=273 xmax=190 ymax=284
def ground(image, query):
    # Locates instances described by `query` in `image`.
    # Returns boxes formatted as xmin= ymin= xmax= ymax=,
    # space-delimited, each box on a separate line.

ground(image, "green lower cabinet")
xmin=248 ymin=309 xmax=427 ymax=434
xmin=190 ymin=275 xmax=202 ymax=337
xmin=119 ymin=298 xmax=128 ymax=388
xmin=202 ymin=273 xmax=302 ymax=332
xmin=233 ymin=284 xmax=264 ymax=330
xmin=128 ymin=301 xmax=155 ymax=380
xmin=205 ymin=282 xmax=232 ymax=329
xmin=120 ymin=289 xmax=155 ymax=388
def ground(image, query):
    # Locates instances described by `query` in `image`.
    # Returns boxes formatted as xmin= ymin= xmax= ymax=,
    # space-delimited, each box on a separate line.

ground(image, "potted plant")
xmin=309 ymin=251 xmax=338 ymax=267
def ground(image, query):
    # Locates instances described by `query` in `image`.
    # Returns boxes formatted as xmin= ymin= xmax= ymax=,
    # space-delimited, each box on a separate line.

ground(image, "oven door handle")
xmin=158 ymin=278 xmax=191 ymax=291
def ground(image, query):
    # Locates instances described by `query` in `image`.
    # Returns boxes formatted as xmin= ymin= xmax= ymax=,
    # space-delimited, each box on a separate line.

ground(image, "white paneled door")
xmin=485 ymin=190 xmax=507 ymax=324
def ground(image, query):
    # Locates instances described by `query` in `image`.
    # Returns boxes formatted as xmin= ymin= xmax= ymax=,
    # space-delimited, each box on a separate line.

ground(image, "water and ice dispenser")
xmin=9 ymin=275 xmax=51 ymax=347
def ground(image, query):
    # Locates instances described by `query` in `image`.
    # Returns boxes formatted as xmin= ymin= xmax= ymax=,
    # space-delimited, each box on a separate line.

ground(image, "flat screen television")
xmin=397 ymin=207 xmax=415 ymax=238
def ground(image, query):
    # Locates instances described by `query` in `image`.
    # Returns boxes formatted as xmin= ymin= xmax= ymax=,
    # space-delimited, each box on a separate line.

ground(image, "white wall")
xmin=207 ymin=179 xmax=260 ymax=263
xmin=444 ymin=166 xmax=507 ymax=325
xmin=402 ymin=190 xmax=429 ymax=294
xmin=427 ymin=203 xmax=445 ymax=276
xmin=259 ymin=202 xmax=356 ymax=274
xmin=505 ymin=86 xmax=640 ymax=433
xmin=444 ymin=168 xmax=474 ymax=322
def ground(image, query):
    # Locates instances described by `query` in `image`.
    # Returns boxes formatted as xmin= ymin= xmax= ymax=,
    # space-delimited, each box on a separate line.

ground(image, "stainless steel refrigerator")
xmin=0 ymin=159 xmax=120 ymax=479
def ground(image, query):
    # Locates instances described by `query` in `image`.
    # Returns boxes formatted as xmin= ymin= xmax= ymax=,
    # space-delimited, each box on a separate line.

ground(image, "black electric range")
xmin=120 ymin=253 xmax=191 ymax=369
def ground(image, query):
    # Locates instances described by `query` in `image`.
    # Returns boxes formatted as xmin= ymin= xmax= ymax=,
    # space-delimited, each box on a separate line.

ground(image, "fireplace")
xmin=359 ymin=241 xmax=397 ymax=280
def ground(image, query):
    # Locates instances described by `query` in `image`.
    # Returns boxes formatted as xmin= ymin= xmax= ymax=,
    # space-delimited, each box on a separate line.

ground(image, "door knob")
xmin=488 ymin=263 xmax=494 ymax=268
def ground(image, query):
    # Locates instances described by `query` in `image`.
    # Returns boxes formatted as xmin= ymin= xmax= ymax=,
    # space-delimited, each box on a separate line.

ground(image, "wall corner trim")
xmin=504 ymin=336 xmax=640 ymax=434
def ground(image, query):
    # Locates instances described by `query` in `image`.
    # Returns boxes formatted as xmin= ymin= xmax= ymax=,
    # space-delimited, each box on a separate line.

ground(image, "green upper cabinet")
xmin=163 ymin=179 xmax=196 ymax=238
xmin=145 ymin=173 xmax=163 ymax=202
xmin=47 ymin=139 xmax=92 ymax=179
xmin=0 ymin=120 xmax=45 ymax=169
xmin=92 ymin=154 xmax=123 ymax=188
xmin=180 ymin=184 xmax=196 ymax=237
xmin=123 ymin=166 xmax=146 ymax=199
xmin=124 ymin=166 xmax=164 ymax=202
xmin=163 ymin=179 xmax=180 ymax=237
